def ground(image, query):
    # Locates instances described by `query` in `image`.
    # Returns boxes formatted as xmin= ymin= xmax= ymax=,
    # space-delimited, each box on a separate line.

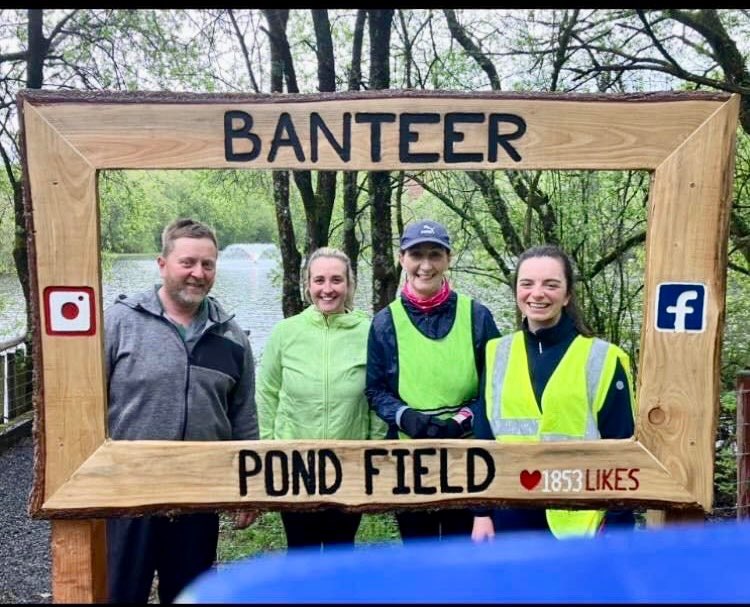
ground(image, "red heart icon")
xmin=520 ymin=469 xmax=541 ymax=491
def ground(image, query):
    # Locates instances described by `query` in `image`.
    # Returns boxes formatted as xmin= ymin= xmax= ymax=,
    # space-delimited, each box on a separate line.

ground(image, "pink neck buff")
xmin=402 ymin=278 xmax=451 ymax=312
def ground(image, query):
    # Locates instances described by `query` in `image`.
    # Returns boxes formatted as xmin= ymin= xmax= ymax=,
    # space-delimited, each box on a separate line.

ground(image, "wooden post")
xmin=51 ymin=520 xmax=107 ymax=603
xmin=21 ymin=347 xmax=33 ymax=416
xmin=737 ymin=371 xmax=750 ymax=519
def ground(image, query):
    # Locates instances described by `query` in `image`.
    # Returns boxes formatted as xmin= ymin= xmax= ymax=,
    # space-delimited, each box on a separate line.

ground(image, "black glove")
xmin=399 ymin=408 xmax=432 ymax=438
xmin=427 ymin=407 xmax=475 ymax=438
xmin=436 ymin=418 xmax=464 ymax=439
xmin=400 ymin=407 xmax=474 ymax=439
xmin=414 ymin=417 xmax=458 ymax=439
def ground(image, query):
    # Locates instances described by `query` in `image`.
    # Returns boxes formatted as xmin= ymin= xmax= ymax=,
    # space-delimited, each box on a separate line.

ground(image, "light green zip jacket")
xmin=257 ymin=305 xmax=387 ymax=440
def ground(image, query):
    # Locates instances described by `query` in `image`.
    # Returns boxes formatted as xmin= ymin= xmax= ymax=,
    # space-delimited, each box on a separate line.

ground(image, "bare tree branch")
xmin=584 ymin=229 xmax=646 ymax=281
xmin=228 ymin=9 xmax=260 ymax=93
xmin=550 ymin=9 xmax=580 ymax=91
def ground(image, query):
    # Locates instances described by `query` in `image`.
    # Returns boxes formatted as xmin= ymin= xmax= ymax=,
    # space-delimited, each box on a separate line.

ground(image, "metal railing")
xmin=736 ymin=371 xmax=750 ymax=520
xmin=0 ymin=334 xmax=32 ymax=425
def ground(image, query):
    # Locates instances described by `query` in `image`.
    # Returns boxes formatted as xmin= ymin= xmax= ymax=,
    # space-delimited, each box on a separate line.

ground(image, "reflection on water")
xmin=0 ymin=243 xmax=516 ymax=353
xmin=100 ymin=247 xmax=286 ymax=357
xmin=0 ymin=245 xmax=285 ymax=355
xmin=0 ymin=274 xmax=25 ymax=343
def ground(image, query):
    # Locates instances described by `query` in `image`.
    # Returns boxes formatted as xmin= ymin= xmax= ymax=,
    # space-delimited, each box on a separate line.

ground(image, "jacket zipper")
xmin=323 ymin=315 xmax=330 ymax=439
xmin=153 ymin=316 xmax=192 ymax=440
xmin=169 ymin=320 xmax=192 ymax=440
xmin=179 ymin=317 xmax=229 ymax=439
xmin=135 ymin=302 xmax=229 ymax=440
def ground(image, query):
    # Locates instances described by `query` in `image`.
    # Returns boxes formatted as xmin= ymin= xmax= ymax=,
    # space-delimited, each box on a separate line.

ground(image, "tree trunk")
xmin=272 ymin=172 xmax=303 ymax=317
xmin=262 ymin=9 xmax=303 ymax=317
xmin=290 ymin=9 xmax=338 ymax=256
xmin=16 ymin=8 xmax=50 ymax=403
xmin=367 ymin=10 xmax=399 ymax=312
xmin=26 ymin=9 xmax=46 ymax=89
xmin=265 ymin=9 xmax=338 ymax=260
xmin=341 ymin=9 xmax=367 ymax=280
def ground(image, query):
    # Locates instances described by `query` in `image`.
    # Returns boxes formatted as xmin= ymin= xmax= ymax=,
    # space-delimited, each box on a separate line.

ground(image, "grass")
xmin=217 ymin=511 xmax=401 ymax=563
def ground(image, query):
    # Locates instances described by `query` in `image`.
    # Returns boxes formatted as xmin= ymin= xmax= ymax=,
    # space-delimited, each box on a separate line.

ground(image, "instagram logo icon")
xmin=44 ymin=286 xmax=96 ymax=336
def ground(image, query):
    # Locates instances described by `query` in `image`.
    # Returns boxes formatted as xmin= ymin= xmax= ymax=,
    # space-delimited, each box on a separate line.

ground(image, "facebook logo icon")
xmin=655 ymin=282 xmax=706 ymax=333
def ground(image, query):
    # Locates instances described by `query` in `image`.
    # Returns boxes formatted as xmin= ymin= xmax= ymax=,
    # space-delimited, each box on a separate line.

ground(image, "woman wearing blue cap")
xmin=365 ymin=219 xmax=500 ymax=542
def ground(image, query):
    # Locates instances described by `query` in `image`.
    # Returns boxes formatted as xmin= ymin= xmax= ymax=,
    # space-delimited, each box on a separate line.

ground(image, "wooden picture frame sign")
xmin=18 ymin=90 xmax=739 ymax=599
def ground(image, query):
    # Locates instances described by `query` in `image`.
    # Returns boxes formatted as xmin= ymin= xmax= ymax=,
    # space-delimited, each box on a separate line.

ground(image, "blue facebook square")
xmin=655 ymin=282 xmax=706 ymax=333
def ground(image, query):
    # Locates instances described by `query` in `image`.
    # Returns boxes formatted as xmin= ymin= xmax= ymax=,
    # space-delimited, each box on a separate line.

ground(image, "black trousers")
xmin=396 ymin=508 xmax=473 ymax=543
xmin=281 ymin=509 xmax=362 ymax=550
xmin=106 ymin=513 xmax=219 ymax=604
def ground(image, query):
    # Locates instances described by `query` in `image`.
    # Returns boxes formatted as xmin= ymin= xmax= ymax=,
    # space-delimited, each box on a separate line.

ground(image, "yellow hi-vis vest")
xmin=485 ymin=331 xmax=634 ymax=539
xmin=390 ymin=294 xmax=478 ymax=440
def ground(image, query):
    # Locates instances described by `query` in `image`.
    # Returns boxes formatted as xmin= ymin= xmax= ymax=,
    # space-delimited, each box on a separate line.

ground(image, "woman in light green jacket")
xmin=257 ymin=247 xmax=386 ymax=550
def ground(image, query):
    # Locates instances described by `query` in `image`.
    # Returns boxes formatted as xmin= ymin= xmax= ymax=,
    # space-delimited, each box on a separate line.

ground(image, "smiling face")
xmin=158 ymin=236 xmax=217 ymax=311
xmin=515 ymin=255 xmax=571 ymax=332
xmin=308 ymin=256 xmax=349 ymax=315
xmin=399 ymin=243 xmax=451 ymax=298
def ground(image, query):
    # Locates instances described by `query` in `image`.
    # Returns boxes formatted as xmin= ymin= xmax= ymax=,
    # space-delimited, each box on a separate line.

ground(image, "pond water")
xmin=0 ymin=243 xmax=516 ymax=355
xmin=100 ymin=244 xmax=285 ymax=358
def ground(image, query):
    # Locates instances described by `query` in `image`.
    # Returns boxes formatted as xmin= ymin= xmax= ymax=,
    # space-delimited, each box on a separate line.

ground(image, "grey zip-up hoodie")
xmin=105 ymin=288 xmax=259 ymax=441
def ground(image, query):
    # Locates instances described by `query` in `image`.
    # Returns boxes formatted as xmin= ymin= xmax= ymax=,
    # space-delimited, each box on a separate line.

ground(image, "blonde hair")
xmin=303 ymin=247 xmax=356 ymax=311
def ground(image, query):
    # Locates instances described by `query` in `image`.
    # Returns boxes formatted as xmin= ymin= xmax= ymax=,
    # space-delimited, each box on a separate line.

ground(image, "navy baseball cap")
xmin=400 ymin=220 xmax=451 ymax=252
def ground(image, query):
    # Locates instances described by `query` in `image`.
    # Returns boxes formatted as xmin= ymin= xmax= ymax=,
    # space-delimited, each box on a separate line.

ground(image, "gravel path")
xmin=0 ymin=435 xmax=52 ymax=604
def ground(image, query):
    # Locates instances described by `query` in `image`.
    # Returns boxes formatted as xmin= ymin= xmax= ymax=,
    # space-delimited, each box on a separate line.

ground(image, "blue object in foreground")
xmin=177 ymin=520 xmax=750 ymax=603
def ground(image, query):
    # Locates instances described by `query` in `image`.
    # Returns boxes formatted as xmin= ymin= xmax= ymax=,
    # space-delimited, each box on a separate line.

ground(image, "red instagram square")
xmin=44 ymin=286 xmax=96 ymax=336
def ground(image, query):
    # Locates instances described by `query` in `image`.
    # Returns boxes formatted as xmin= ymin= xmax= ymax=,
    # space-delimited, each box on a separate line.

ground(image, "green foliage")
xmin=217 ymin=511 xmax=400 ymax=562
xmin=217 ymin=512 xmax=286 ymax=561
xmin=714 ymin=390 xmax=738 ymax=518
xmin=99 ymin=169 xmax=278 ymax=253
xmin=99 ymin=172 xmax=163 ymax=253
xmin=722 ymin=269 xmax=750 ymax=389
xmin=355 ymin=511 xmax=401 ymax=546
xmin=57 ymin=10 xmax=212 ymax=91
xmin=0 ymin=174 xmax=17 ymax=276
xmin=405 ymin=169 xmax=649 ymax=365
xmin=550 ymin=170 xmax=648 ymax=359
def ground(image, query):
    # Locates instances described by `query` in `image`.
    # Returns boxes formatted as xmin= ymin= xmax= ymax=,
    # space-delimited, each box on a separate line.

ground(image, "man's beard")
xmin=166 ymin=280 xmax=208 ymax=308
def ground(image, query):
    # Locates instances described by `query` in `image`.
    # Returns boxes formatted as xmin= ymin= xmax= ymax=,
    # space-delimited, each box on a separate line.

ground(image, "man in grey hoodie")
xmin=105 ymin=218 xmax=259 ymax=604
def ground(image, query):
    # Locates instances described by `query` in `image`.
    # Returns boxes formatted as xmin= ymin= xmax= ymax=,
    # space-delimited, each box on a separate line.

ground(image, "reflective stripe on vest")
xmin=391 ymin=294 xmax=478 ymax=439
xmin=487 ymin=333 xmax=611 ymax=441
xmin=484 ymin=331 xmax=624 ymax=539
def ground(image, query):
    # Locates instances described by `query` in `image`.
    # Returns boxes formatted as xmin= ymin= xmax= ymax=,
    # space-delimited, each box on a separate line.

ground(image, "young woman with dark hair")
xmin=472 ymin=244 xmax=636 ymax=541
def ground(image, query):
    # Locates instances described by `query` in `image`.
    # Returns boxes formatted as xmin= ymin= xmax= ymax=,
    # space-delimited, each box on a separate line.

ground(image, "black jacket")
xmin=365 ymin=291 xmax=500 ymax=438
xmin=473 ymin=311 xmax=636 ymax=530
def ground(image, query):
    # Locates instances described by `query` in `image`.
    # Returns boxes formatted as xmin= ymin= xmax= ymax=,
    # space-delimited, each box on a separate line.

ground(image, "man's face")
xmin=158 ymin=237 xmax=218 ymax=309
